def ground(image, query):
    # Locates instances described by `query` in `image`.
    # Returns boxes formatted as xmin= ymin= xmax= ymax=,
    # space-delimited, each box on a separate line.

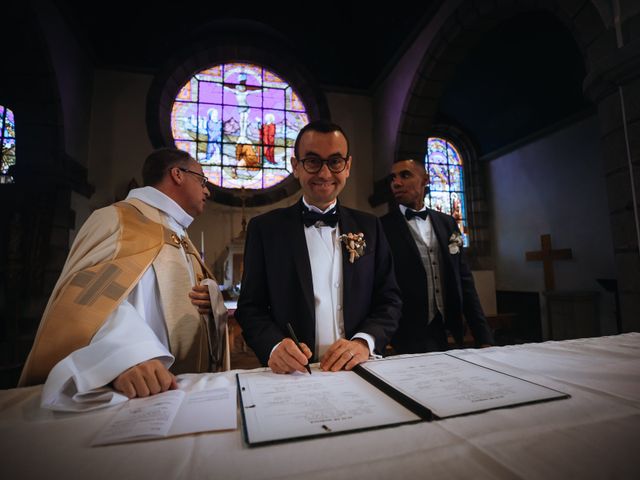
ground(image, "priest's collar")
xmin=302 ymin=196 xmax=337 ymax=214
xmin=127 ymin=187 xmax=194 ymax=230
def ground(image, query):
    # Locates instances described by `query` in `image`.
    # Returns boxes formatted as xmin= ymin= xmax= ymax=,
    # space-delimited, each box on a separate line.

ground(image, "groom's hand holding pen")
xmin=287 ymin=323 xmax=312 ymax=375
xmin=266 ymin=323 xmax=313 ymax=374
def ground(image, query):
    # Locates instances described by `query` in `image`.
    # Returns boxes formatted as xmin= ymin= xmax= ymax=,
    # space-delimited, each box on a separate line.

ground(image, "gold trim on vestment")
xmin=20 ymin=202 xmax=177 ymax=385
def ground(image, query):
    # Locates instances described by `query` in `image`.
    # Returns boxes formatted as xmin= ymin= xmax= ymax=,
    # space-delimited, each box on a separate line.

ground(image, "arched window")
xmin=1 ymin=105 xmax=16 ymax=184
xmin=425 ymin=137 xmax=468 ymax=245
xmin=170 ymin=63 xmax=309 ymax=190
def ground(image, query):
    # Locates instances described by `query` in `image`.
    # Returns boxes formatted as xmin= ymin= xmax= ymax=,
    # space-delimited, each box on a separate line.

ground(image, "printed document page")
xmin=169 ymin=386 xmax=236 ymax=436
xmin=92 ymin=384 xmax=237 ymax=446
xmin=237 ymin=368 xmax=420 ymax=445
xmin=361 ymin=353 xmax=567 ymax=418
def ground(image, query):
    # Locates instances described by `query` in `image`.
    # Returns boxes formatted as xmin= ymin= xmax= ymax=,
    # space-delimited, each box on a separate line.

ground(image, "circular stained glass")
xmin=170 ymin=63 xmax=309 ymax=190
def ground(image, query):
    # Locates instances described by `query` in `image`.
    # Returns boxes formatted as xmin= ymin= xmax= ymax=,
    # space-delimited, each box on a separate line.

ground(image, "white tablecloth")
xmin=1 ymin=334 xmax=639 ymax=479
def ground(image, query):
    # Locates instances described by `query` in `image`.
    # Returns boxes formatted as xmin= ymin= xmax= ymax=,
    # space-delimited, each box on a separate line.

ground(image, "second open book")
xmin=237 ymin=352 xmax=569 ymax=446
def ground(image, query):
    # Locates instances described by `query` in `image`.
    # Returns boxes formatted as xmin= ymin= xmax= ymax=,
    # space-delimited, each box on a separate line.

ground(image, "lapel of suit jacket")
xmin=338 ymin=205 xmax=357 ymax=314
xmin=286 ymin=200 xmax=315 ymax=324
xmin=390 ymin=207 xmax=423 ymax=262
xmin=428 ymin=209 xmax=455 ymax=272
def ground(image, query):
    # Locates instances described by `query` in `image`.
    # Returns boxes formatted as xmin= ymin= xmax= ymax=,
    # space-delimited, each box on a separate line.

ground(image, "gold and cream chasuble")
xmin=19 ymin=188 xmax=228 ymax=410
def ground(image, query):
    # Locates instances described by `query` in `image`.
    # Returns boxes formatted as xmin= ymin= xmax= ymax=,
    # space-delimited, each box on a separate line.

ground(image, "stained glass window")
xmin=425 ymin=137 xmax=468 ymax=246
xmin=170 ymin=63 xmax=309 ymax=190
xmin=1 ymin=105 xmax=16 ymax=184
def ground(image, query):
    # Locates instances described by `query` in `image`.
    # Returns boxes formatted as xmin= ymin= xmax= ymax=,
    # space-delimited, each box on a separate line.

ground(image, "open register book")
xmin=237 ymin=352 xmax=569 ymax=446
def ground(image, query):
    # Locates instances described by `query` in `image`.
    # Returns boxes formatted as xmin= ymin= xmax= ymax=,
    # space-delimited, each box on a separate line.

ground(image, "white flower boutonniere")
xmin=339 ymin=232 xmax=366 ymax=263
xmin=448 ymin=232 xmax=463 ymax=255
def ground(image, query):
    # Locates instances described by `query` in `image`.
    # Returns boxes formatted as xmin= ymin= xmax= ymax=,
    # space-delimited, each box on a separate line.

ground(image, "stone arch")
xmin=396 ymin=0 xmax=610 ymax=163
xmin=393 ymin=0 xmax=612 ymax=265
xmin=395 ymin=0 xmax=640 ymax=330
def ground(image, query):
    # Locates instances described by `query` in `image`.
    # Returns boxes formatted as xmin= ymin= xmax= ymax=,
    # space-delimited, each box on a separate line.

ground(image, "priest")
xmin=18 ymin=148 xmax=228 ymax=411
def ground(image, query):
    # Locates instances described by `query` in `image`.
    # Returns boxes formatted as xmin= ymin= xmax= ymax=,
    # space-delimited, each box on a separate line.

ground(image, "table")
xmin=1 ymin=334 xmax=639 ymax=479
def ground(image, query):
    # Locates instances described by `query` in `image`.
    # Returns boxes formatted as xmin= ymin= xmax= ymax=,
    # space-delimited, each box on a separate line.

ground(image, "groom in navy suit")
xmin=381 ymin=159 xmax=493 ymax=353
xmin=236 ymin=120 xmax=401 ymax=374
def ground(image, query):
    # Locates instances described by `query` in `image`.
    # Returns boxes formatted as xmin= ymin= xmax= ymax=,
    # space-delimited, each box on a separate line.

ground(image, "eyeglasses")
xmin=177 ymin=167 xmax=208 ymax=187
xmin=298 ymin=156 xmax=349 ymax=174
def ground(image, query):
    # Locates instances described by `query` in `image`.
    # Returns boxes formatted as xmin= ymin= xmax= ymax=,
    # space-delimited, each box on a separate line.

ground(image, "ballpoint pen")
xmin=286 ymin=322 xmax=312 ymax=374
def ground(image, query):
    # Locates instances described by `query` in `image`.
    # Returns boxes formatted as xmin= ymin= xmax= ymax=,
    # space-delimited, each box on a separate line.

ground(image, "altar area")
xmin=1 ymin=333 xmax=638 ymax=479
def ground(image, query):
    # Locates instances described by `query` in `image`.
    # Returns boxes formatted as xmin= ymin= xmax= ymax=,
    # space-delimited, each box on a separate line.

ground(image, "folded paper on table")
xmin=92 ymin=375 xmax=237 ymax=446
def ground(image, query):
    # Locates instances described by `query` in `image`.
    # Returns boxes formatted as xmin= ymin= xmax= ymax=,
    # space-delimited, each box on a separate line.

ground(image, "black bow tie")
xmin=302 ymin=206 xmax=339 ymax=227
xmin=405 ymin=208 xmax=428 ymax=221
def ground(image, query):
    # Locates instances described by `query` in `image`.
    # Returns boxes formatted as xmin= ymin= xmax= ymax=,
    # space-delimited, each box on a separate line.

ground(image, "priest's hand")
xmin=189 ymin=284 xmax=212 ymax=315
xmin=320 ymin=338 xmax=369 ymax=372
xmin=268 ymin=338 xmax=312 ymax=374
xmin=113 ymin=359 xmax=178 ymax=398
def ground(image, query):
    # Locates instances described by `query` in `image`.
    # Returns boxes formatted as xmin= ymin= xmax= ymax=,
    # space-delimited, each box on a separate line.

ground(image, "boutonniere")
xmin=448 ymin=232 xmax=463 ymax=255
xmin=339 ymin=232 xmax=366 ymax=263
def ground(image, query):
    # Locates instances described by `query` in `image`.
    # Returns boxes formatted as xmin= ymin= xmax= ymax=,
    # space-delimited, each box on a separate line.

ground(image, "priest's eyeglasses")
xmin=298 ymin=156 xmax=348 ymax=174
xmin=177 ymin=167 xmax=209 ymax=187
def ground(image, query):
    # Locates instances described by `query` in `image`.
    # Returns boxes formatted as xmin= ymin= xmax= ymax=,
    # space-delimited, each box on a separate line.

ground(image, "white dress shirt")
xmin=301 ymin=197 xmax=375 ymax=358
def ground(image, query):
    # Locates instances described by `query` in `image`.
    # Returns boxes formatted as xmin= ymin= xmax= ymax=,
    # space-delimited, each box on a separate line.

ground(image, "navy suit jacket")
xmin=236 ymin=200 xmax=402 ymax=365
xmin=380 ymin=207 xmax=493 ymax=352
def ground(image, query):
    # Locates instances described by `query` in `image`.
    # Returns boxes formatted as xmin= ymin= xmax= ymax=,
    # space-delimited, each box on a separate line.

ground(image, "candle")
xmin=200 ymin=231 xmax=205 ymax=261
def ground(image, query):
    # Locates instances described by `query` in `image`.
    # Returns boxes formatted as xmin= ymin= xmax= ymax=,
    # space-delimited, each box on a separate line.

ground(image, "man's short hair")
xmin=294 ymin=120 xmax=350 ymax=159
xmin=142 ymin=148 xmax=193 ymax=186
xmin=395 ymin=158 xmax=427 ymax=176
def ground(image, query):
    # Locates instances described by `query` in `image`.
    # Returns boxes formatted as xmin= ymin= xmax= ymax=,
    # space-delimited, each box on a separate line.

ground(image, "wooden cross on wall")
xmin=525 ymin=234 xmax=573 ymax=291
